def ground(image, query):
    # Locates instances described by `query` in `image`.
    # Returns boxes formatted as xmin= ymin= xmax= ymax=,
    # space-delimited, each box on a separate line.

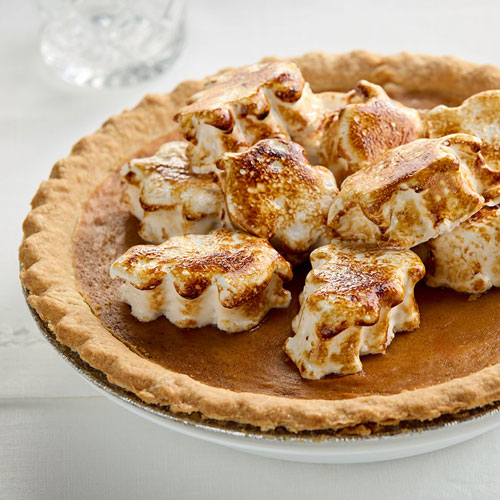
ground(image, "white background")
xmin=2 ymin=1 xmax=500 ymax=498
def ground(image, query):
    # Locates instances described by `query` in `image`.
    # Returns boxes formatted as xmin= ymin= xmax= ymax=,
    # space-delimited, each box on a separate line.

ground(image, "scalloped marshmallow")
xmin=217 ymin=138 xmax=338 ymax=262
xmin=328 ymin=134 xmax=500 ymax=248
xmin=174 ymin=61 xmax=346 ymax=174
xmin=284 ymin=242 xmax=425 ymax=379
xmin=121 ymin=141 xmax=225 ymax=243
xmin=110 ymin=229 xmax=293 ymax=333
xmin=424 ymin=90 xmax=500 ymax=170
xmin=426 ymin=205 xmax=500 ymax=293
xmin=320 ymin=80 xmax=422 ymax=184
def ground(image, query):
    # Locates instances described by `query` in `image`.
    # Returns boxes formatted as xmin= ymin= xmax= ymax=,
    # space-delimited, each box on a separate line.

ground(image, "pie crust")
xmin=20 ymin=51 xmax=500 ymax=432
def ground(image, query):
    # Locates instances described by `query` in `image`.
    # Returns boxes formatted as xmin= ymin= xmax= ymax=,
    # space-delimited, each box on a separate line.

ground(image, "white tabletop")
xmin=2 ymin=1 xmax=500 ymax=498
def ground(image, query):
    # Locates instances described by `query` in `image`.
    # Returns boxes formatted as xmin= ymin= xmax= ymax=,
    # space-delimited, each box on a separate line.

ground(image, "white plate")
xmin=99 ymin=385 xmax=500 ymax=464
xmin=26 ymin=297 xmax=500 ymax=464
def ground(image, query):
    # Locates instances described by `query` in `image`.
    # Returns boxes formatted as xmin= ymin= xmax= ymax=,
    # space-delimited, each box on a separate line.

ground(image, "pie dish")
xmin=20 ymin=51 xmax=500 ymax=434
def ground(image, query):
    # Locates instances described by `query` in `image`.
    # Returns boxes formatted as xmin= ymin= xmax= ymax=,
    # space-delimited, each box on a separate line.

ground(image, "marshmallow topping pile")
xmin=111 ymin=61 xmax=500 ymax=379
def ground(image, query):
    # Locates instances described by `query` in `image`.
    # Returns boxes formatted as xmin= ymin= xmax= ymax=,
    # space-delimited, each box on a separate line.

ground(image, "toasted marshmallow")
xmin=285 ymin=89 xmax=347 ymax=164
xmin=284 ymin=242 xmax=424 ymax=379
xmin=320 ymin=81 xmax=423 ymax=184
xmin=328 ymin=134 xmax=500 ymax=248
xmin=424 ymin=90 xmax=500 ymax=169
xmin=122 ymin=141 xmax=225 ymax=243
xmin=110 ymin=229 xmax=293 ymax=333
xmin=175 ymin=62 xmax=346 ymax=174
xmin=216 ymin=138 xmax=338 ymax=262
xmin=426 ymin=205 xmax=500 ymax=293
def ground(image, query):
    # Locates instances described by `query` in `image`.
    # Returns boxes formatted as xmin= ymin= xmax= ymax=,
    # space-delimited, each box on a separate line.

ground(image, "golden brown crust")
xmin=19 ymin=51 xmax=500 ymax=432
xmin=278 ymin=51 xmax=500 ymax=101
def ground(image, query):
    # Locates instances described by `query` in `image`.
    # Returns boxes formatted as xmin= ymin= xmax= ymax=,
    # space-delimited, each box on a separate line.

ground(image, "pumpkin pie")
xmin=20 ymin=51 xmax=500 ymax=433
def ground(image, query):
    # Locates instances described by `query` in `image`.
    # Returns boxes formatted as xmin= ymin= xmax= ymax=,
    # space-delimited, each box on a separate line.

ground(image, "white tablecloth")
xmin=2 ymin=1 xmax=500 ymax=498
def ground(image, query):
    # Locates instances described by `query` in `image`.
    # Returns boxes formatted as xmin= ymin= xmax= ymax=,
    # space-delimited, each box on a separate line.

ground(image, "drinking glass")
xmin=38 ymin=0 xmax=185 ymax=88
